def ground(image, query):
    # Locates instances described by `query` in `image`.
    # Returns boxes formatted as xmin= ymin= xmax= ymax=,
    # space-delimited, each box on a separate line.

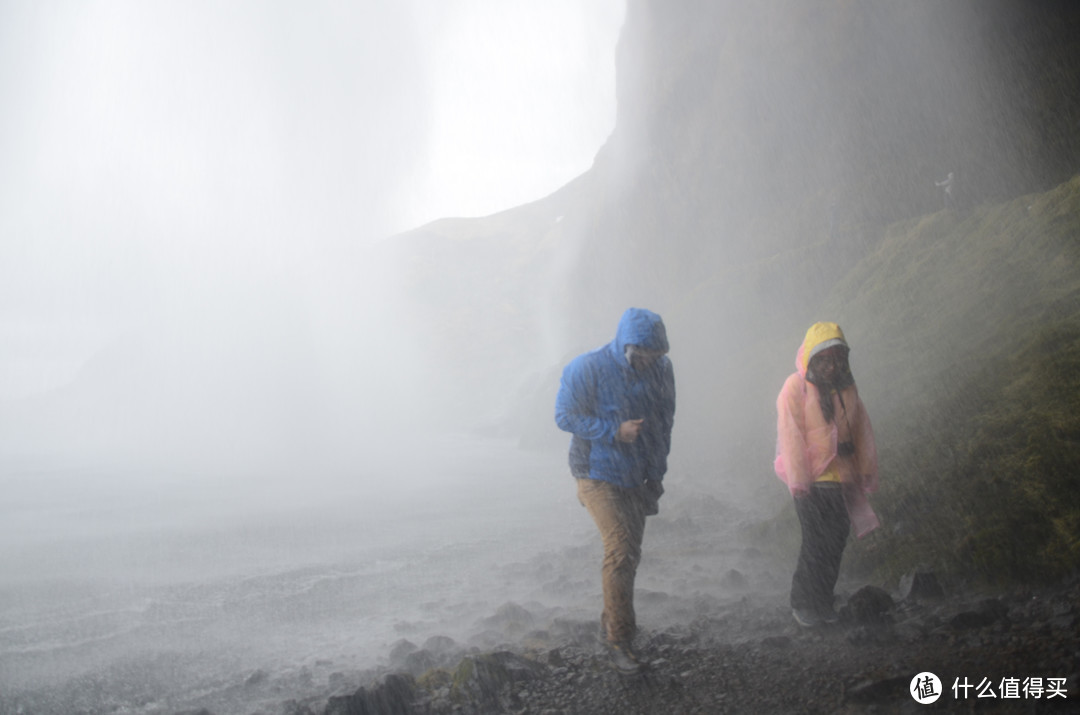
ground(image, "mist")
xmin=0 ymin=0 xmax=628 ymax=705
xmin=0 ymin=0 xmax=622 ymax=474
xmin=3 ymin=1 xmax=1078 ymax=711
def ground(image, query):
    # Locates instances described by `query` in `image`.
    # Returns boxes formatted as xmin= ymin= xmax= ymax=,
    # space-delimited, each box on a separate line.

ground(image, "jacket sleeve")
xmin=641 ymin=359 xmax=676 ymax=482
xmin=776 ymin=374 xmax=811 ymax=494
xmin=658 ymin=361 xmax=676 ymax=467
xmin=555 ymin=357 xmax=616 ymax=442
xmin=853 ymin=393 xmax=879 ymax=493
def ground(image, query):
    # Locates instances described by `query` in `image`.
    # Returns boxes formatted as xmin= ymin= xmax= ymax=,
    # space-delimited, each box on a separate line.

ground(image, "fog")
xmin=0 ymin=0 xmax=632 ymax=706
xmin=0 ymin=0 xmax=621 ymax=469
xmin=3 ymin=0 xmax=1074 ymax=710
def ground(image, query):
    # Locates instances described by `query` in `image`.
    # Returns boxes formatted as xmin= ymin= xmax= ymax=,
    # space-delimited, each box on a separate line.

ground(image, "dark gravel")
xmin=144 ymin=579 xmax=1080 ymax=715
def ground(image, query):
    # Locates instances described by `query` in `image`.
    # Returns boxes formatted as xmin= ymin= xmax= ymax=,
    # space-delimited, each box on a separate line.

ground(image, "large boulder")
xmin=898 ymin=569 xmax=945 ymax=602
xmin=323 ymin=673 xmax=416 ymax=715
xmin=450 ymin=651 xmax=545 ymax=708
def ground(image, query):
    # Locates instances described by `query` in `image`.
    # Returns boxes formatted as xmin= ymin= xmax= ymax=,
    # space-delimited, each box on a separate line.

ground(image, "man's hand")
xmin=642 ymin=479 xmax=664 ymax=516
xmin=616 ymin=418 xmax=644 ymax=443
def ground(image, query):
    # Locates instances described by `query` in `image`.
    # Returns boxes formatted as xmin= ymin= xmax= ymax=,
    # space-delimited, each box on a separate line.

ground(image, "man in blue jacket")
xmin=555 ymin=308 xmax=676 ymax=674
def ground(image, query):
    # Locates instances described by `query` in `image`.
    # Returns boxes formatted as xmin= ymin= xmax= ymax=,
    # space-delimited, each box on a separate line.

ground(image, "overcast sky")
xmin=0 ymin=0 xmax=623 ymax=400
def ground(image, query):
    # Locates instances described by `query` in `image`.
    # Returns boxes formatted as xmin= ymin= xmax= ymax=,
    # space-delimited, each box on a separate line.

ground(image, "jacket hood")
xmin=614 ymin=308 xmax=669 ymax=358
xmin=796 ymin=321 xmax=847 ymax=376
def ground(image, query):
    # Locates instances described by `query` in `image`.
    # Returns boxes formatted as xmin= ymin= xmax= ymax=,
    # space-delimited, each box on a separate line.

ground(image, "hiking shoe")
xmin=792 ymin=608 xmax=822 ymax=628
xmin=608 ymin=642 xmax=642 ymax=675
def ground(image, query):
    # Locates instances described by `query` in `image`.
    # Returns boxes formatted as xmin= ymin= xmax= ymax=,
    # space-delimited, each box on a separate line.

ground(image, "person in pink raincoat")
xmin=774 ymin=322 xmax=879 ymax=627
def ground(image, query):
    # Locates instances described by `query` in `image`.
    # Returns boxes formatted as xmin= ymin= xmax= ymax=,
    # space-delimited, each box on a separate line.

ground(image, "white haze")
xmin=1 ymin=2 xmax=1042 ymax=709
xmin=0 ymin=0 xmax=621 ymax=459
xmin=0 ymin=0 xmax=625 ymax=703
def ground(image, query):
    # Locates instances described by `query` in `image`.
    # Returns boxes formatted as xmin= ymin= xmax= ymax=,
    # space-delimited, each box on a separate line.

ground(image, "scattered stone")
xmin=465 ymin=629 xmax=505 ymax=649
xmin=417 ymin=668 xmax=452 ymax=691
xmin=26 ymin=524 xmax=1080 ymax=715
xmin=244 ymin=669 xmax=268 ymax=687
xmin=422 ymin=634 xmax=459 ymax=656
xmin=977 ymin=597 xmax=1009 ymax=621
xmin=324 ymin=673 xmax=416 ymax=715
xmin=898 ymin=568 xmax=944 ymax=601
xmin=544 ymin=648 xmax=564 ymax=667
xmin=450 ymin=651 xmax=544 ymax=707
xmin=893 ymin=618 xmax=927 ymax=644
xmin=402 ymin=649 xmax=439 ymax=675
xmin=388 ymin=638 xmax=418 ymax=665
xmin=846 ymin=585 xmax=895 ymax=624
xmin=950 ymin=598 xmax=1008 ymax=629
xmin=477 ymin=602 xmax=537 ymax=636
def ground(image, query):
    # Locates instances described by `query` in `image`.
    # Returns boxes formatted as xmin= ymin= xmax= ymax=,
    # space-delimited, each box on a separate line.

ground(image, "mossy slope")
xmin=837 ymin=176 xmax=1080 ymax=586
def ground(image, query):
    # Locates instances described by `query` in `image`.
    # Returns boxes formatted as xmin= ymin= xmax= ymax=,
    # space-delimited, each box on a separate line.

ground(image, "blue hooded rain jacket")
xmin=555 ymin=308 xmax=676 ymax=488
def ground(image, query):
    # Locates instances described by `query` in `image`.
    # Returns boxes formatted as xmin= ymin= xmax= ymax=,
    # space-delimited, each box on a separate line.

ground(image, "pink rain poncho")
xmin=774 ymin=322 xmax=880 ymax=538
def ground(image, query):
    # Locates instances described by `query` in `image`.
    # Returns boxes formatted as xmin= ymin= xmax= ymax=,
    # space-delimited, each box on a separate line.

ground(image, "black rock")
xmin=324 ymin=674 xmax=416 ymax=715
xmin=477 ymin=601 xmax=536 ymax=635
xmin=450 ymin=651 xmax=545 ymax=707
xmin=950 ymin=598 xmax=1008 ymax=630
xmin=388 ymin=638 xmax=418 ymax=665
xmin=976 ymin=597 xmax=1008 ymax=621
xmin=846 ymin=585 xmax=895 ymax=624
xmin=421 ymin=634 xmax=459 ymax=656
xmin=402 ymin=649 xmax=439 ymax=675
xmin=898 ymin=569 xmax=944 ymax=601
xmin=544 ymin=648 xmax=565 ymax=667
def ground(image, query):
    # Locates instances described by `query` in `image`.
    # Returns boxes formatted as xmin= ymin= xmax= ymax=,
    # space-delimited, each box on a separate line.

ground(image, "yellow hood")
xmin=797 ymin=321 xmax=848 ymax=376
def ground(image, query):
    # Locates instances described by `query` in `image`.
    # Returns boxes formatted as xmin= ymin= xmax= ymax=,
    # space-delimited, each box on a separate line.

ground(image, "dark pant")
xmin=791 ymin=484 xmax=851 ymax=613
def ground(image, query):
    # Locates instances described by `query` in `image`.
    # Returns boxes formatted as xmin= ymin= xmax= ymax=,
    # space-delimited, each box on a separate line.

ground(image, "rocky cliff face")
xmin=392 ymin=0 xmax=1080 ymax=451
xmin=569 ymin=0 xmax=1080 ymax=312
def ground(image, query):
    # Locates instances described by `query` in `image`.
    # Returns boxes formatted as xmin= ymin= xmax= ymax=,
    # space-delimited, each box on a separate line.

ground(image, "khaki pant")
xmin=577 ymin=478 xmax=648 ymax=645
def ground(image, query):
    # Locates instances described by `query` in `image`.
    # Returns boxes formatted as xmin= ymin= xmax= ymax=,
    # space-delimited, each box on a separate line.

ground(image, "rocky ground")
xmin=129 ymin=576 xmax=1079 ymax=715
xmin=4 ymin=492 xmax=1079 ymax=715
